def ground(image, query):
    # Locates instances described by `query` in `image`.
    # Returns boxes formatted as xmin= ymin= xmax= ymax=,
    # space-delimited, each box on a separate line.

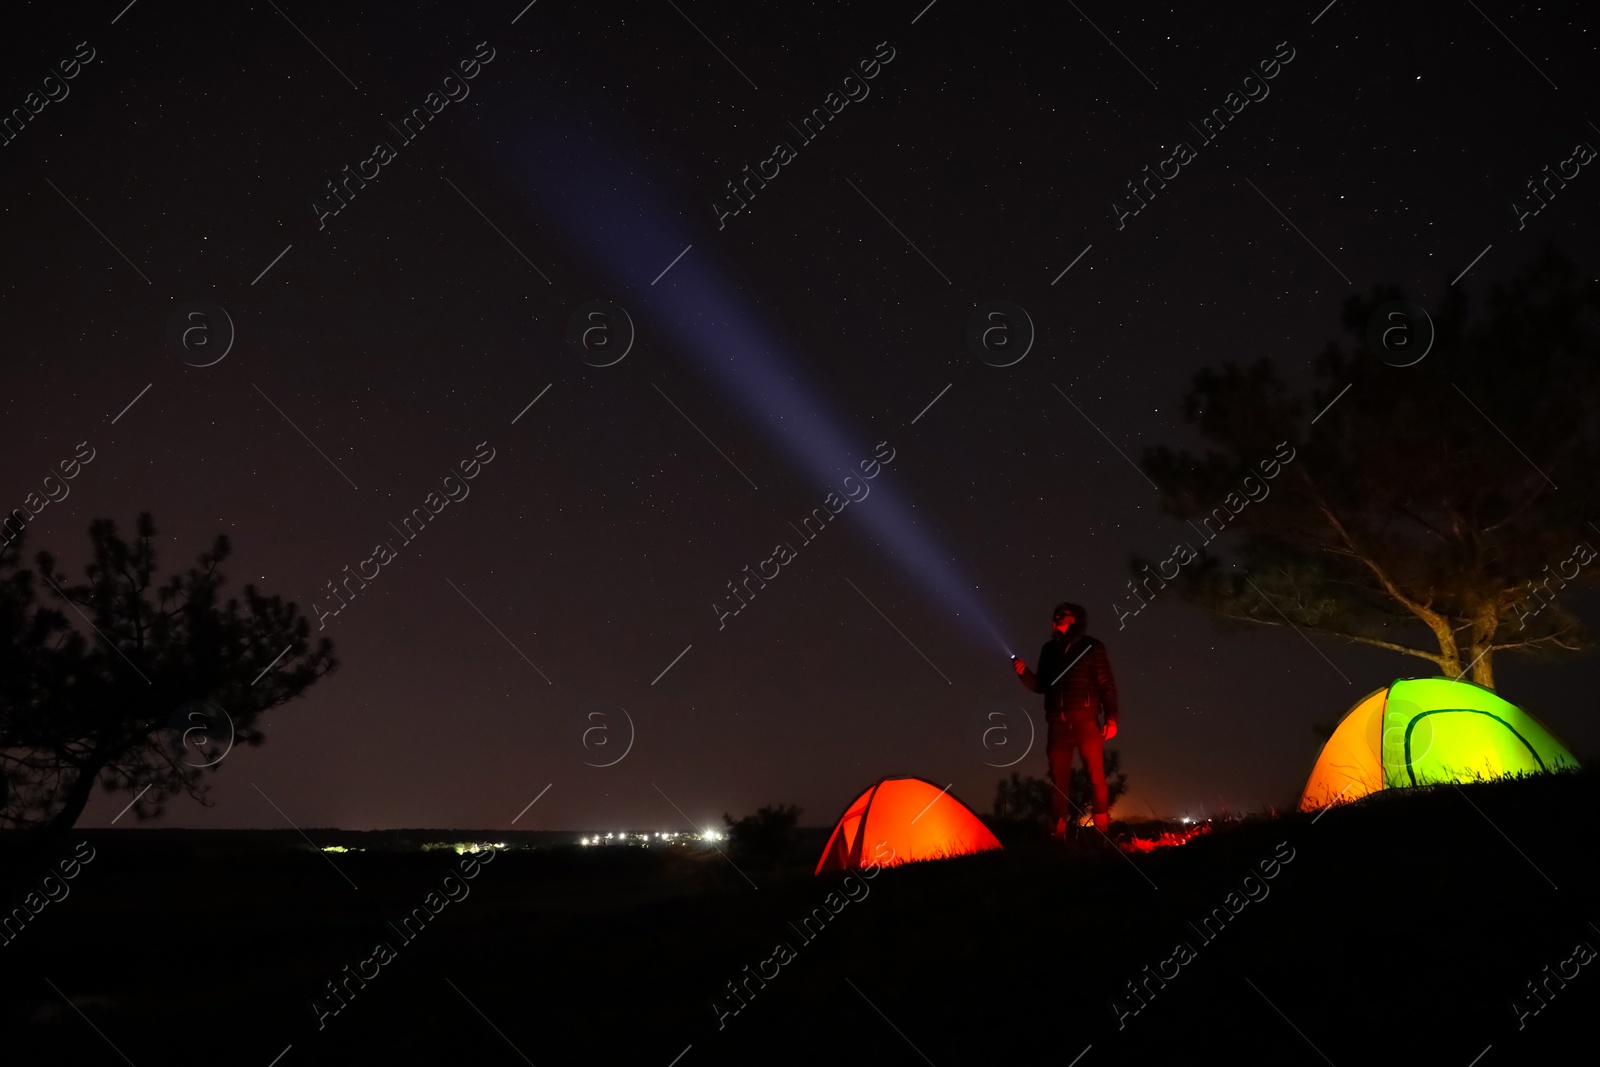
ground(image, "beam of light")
xmin=490 ymin=112 xmax=1009 ymax=654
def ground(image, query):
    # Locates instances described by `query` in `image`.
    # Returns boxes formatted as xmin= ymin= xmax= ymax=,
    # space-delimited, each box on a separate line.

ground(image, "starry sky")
xmin=2 ymin=0 xmax=1597 ymax=831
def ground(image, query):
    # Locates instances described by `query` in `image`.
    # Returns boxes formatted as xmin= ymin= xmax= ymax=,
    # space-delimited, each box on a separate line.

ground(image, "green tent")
xmin=1300 ymin=677 xmax=1581 ymax=810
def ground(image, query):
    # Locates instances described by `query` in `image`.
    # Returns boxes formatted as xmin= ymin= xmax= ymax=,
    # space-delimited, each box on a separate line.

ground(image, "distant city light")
xmin=574 ymin=829 xmax=724 ymax=847
xmin=419 ymin=841 xmax=509 ymax=855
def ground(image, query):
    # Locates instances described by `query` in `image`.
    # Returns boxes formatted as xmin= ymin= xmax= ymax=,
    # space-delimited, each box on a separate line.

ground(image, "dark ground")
xmin=3 ymin=770 xmax=1596 ymax=1065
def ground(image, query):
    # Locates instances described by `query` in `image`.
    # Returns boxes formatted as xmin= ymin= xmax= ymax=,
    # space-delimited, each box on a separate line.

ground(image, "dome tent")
xmin=815 ymin=776 xmax=1002 ymax=874
xmin=1299 ymin=677 xmax=1580 ymax=811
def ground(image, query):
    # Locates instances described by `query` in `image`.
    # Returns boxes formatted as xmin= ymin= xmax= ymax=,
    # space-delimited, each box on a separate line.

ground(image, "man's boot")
xmin=1093 ymin=812 xmax=1109 ymax=834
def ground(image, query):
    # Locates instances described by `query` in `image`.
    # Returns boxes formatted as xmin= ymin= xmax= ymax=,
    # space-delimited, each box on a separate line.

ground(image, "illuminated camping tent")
xmin=815 ymin=776 xmax=1002 ymax=874
xmin=1299 ymin=677 xmax=1580 ymax=810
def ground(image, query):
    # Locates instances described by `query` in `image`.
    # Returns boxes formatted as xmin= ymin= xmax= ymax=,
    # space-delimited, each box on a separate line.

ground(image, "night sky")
xmin=3 ymin=0 xmax=1597 ymax=833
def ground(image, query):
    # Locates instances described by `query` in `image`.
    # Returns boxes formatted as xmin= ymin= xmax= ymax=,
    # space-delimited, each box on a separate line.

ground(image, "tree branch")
xmin=1209 ymin=605 xmax=1447 ymax=667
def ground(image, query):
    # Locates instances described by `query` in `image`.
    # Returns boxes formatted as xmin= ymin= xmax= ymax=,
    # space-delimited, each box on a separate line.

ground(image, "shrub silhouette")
xmin=991 ymin=751 xmax=1128 ymax=837
xmin=722 ymin=803 xmax=802 ymax=865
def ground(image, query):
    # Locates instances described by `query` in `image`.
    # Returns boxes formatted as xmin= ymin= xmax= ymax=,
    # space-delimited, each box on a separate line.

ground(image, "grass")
xmin=1 ymin=767 xmax=1595 ymax=1065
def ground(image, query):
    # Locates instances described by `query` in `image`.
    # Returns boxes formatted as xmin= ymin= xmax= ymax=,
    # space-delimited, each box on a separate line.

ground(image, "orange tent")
xmin=1300 ymin=686 xmax=1389 ymax=810
xmin=815 ymin=776 xmax=1002 ymax=874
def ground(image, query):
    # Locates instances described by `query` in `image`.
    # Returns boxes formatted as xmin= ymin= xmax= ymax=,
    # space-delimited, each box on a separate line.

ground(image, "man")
xmin=1012 ymin=602 xmax=1120 ymax=838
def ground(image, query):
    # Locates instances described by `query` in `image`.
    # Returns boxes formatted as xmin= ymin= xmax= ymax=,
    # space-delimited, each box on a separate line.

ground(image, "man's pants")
xmin=1047 ymin=714 xmax=1107 ymax=828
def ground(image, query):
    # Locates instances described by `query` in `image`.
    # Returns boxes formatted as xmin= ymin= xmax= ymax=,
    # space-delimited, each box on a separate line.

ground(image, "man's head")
xmin=1052 ymin=602 xmax=1087 ymax=637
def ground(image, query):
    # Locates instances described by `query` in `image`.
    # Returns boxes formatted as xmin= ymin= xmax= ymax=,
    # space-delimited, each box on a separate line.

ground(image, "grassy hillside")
xmin=2 ymin=768 xmax=1594 ymax=1065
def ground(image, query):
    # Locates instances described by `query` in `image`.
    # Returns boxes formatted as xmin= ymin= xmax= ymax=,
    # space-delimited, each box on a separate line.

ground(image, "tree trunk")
xmin=1472 ymin=650 xmax=1495 ymax=690
xmin=30 ymin=759 xmax=105 ymax=847
xmin=1465 ymin=603 xmax=1499 ymax=691
xmin=1418 ymin=609 xmax=1462 ymax=679
xmin=1438 ymin=653 xmax=1461 ymax=677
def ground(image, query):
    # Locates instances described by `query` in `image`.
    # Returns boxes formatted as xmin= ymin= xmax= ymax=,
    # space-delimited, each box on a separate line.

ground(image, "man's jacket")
xmin=1017 ymin=632 xmax=1119 ymax=724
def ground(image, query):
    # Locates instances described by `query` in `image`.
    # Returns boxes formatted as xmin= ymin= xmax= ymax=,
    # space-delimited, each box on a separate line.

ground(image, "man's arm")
xmin=1013 ymin=656 xmax=1040 ymax=693
xmin=1095 ymin=641 xmax=1120 ymax=722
